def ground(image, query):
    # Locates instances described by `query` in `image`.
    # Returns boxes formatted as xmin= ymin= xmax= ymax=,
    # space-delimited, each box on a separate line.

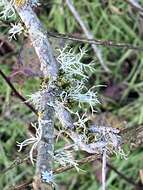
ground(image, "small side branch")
xmin=8 ymin=154 xmax=143 ymax=190
xmin=47 ymin=31 xmax=143 ymax=51
xmin=54 ymin=154 xmax=100 ymax=174
xmin=107 ymin=162 xmax=143 ymax=189
xmin=55 ymin=101 xmax=143 ymax=150
xmin=125 ymin=0 xmax=143 ymax=15
xmin=0 ymin=68 xmax=37 ymax=115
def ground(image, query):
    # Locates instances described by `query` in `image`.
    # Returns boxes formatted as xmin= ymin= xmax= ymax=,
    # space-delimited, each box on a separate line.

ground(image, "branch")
xmin=3 ymin=2 xmax=143 ymax=190
xmin=9 ymin=154 xmax=143 ymax=190
xmin=55 ymin=101 xmax=143 ymax=151
xmin=1 ymin=67 xmax=143 ymax=152
xmin=54 ymin=154 xmax=100 ymax=174
xmin=11 ymin=180 xmax=32 ymax=190
xmin=125 ymin=0 xmax=143 ymax=15
xmin=14 ymin=2 xmax=59 ymax=189
xmin=66 ymin=0 xmax=110 ymax=73
xmin=55 ymin=154 xmax=143 ymax=189
xmin=0 ymin=69 xmax=37 ymax=115
xmin=47 ymin=31 xmax=143 ymax=51
xmin=1 ymin=18 xmax=143 ymax=51
xmin=8 ymin=155 xmax=100 ymax=190
xmin=1 ymin=156 xmax=30 ymax=175
xmin=107 ymin=162 xmax=143 ymax=189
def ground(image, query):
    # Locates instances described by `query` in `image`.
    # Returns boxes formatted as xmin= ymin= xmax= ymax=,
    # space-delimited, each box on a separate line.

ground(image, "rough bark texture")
xmin=14 ymin=2 xmax=58 ymax=190
xmin=15 ymin=4 xmax=58 ymax=80
xmin=121 ymin=125 xmax=143 ymax=150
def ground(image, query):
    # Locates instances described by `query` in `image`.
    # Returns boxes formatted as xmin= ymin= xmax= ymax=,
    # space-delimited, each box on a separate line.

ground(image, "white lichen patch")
xmin=17 ymin=118 xmax=43 ymax=165
xmin=0 ymin=0 xmax=16 ymax=19
xmin=8 ymin=22 xmax=25 ymax=40
xmin=54 ymin=150 xmax=79 ymax=171
xmin=57 ymin=46 xmax=99 ymax=114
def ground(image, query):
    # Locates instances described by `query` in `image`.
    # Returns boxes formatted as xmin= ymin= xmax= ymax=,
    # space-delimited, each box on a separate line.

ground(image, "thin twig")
xmin=8 ymin=154 xmax=100 ymax=190
xmin=0 ymin=69 xmax=37 ymax=115
xmin=54 ymin=155 xmax=143 ymax=189
xmin=107 ymin=162 xmax=143 ymax=189
xmin=1 ymin=156 xmax=29 ymax=174
xmin=9 ymin=154 xmax=143 ymax=190
xmin=125 ymin=0 xmax=143 ymax=15
xmin=11 ymin=180 xmax=32 ymax=190
xmin=1 ymin=19 xmax=143 ymax=52
xmin=102 ymin=150 xmax=107 ymax=190
xmin=54 ymin=154 xmax=100 ymax=174
xmin=47 ymin=31 xmax=143 ymax=51
xmin=1 ymin=19 xmax=143 ymax=51
xmin=66 ymin=0 xmax=110 ymax=73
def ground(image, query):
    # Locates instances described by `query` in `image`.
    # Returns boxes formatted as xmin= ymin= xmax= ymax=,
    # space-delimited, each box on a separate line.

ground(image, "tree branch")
xmin=107 ymin=162 xmax=143 ymax=189
xmin=55 ymin=101 xmax=143 ymax=151
xmin=47 ymin=31 xmax=143 ymax=51
xmin=11 ymin=180 xmax=32 ymax=190
xmin=1 ymin=67 xmax=143 ymax=152
xmin=14 ymin=2 xmax=59 ymax=189
xmin=0 ymin=68 xmax=37 ymax=115
xmin=125 ymin=0 xmax=143 ymax=15
xmin=9 ymin=154 xmax=143 ymax=190
xmin=2 ymin=2 xmax=143 ymax=190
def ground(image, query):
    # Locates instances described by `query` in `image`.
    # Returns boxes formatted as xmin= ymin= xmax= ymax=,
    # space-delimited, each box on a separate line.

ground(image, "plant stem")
xmin=102 ymin=149 xmax=107 ymax=190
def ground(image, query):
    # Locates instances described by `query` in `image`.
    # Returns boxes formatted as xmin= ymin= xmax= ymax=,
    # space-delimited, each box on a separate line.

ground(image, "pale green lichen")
xmin=0 ymin=0 xmax=16 ymax=19
xmin=8 ymin=22 xmax=25 ymax=40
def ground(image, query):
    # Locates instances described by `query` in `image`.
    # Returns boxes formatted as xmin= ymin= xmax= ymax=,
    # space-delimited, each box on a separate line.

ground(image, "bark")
xmin=14 ymin=2 xmax=58 ymax=190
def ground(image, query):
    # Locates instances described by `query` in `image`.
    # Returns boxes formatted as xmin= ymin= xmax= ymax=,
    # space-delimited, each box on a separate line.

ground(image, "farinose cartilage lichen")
xmin=16 ymin=45 xmax=126 ymax=190
xmin=0 ymin=0 xmax=16 ymax=19
xmin=1 ymin=1 xmax=128 ymax=189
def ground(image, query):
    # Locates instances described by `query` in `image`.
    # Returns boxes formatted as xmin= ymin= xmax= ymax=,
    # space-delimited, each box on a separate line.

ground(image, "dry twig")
xmin=47 ymin=31 xmax=143 ymax=51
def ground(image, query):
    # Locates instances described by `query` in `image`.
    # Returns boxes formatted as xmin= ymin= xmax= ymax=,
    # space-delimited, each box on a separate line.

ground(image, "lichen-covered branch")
xmin=13 ymin=1 xmax=58 ymax=189
xmin=1 ymin=67 xmax=143 ymax=152
xmin=14 ymin=3 xmax=58 ymax=80
xmin=55 ymin=102 xmax=143 ymax=152
xmin=2 ymin=2 xmax=143 ymax=190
